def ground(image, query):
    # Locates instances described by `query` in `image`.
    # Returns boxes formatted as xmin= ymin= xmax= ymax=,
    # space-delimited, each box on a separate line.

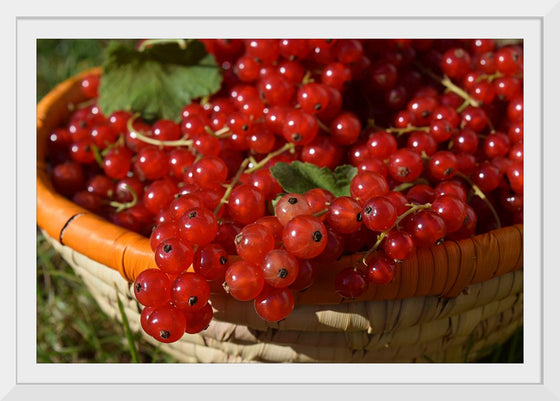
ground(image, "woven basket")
xmin=37 ymin=68 xmax=524 ymax=363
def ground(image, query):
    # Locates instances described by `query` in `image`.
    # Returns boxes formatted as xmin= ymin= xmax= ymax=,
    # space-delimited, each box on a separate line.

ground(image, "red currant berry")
xmin=235 ymin=222 xmax=275 ymax=264
xmin=407 ymin=96 xmax=438 ymax=126
xmin=429 ymin=119 xmax=454 ymax=143
xmin=282 ymin=109 xmax=319 ymax=146
xmin=441 ymin=48 xmax=472 ymax=80
xmin=188 ymin=156 xmax=228 ymax=190
xmin=102 ymin=147 xmax=133 ymax=180
xmin=496 ymin=46 xmax=523 ymax=76
xmin=214 ymin=220 xmax=242 ymax=255
xmin=297 ymin=82 xmax=330 ymax=114
xmin=383 ymin=230 xmax=416 ymax=261
xmin=261 ymin=249 xmax=299 ymax=288
xmin=460 ymin=106 xmax=488 ymax=132
xmin=507 ymin=95 xmax=524 ymax=123
xmin=227 ymin=184 xmax=266 ymax=225
xmin=406 ymin=184 xmax=436 ymax=205
xmin=86 ymin=174 xmax=114 ymax=199
xmin=405 ymin=210 xmax=447 ymax=248
xmin=364 ymin=253 xmax=396 ymax=285
xmin=72 ymin=191 xmax=102 ymax=212
xmin=483 ymin=132 xmax=511 ymax=159
xmin=193 ymin=243 xmax=229 ymax=282
xmin=149 ymin=221 xmax=178 ymax=252
xmin=321 ymin=62 xmax=352 ymax=91
xmin=334 ymin=267 xmax=368 ymax=299
xmin=134 ymin=146 xmax=170 ymax=180
xmin=446 ymin=204 xmax=477 ymax=240
xmin=224 ymin=260 xmax=265 ymax=301
xmin=178 ymin=207 xmax=218 ymax=246
xmin=275 ymin=193 xmax=312 ymax=226
xmin=258 ymin=72 xmax=295 ymax=106
xmin=431 ymin=195 xmax=468 ymax=233
xmin=133 ymin=268 xmax=171 ymax=307
xmin=143 ymin=179 xmax=178 ymax=215
xmin=80 ymin=74 xmax=100 ymax=98
xmin=282 ymin=215 xmax=327 ymax=259
xmin=183 ymin=303 xmax=214 ymax=334
xmin=388 ymin=148 xmax=424 ymax=183
xmin=170 ymin=272 xmax=210 ymax=312
xmin=350 ymin=171 xmax=389 ymax=206
xmin=471 ymin=161 xmax=502 ymax=193
xmin=278 ymin=39 xmax=310 ymax=60
xmin=362 ymin=196 xmax=397 ymax=232
xmin=146 ymin=305 xmax=186 ymax=343
xmin=366 ymin=131 xmax=397 ymax=160
xmin=326 ymin=196 xmax=363 ymax=234
xmin=289 ymin=259 xmax=319 ymax=292
xmin=434 ymin=180 xmax=468 ymax=202
xmin=506 ymin=161 xmax=523 ymax=195
xmin=254 ymin=285 xmax=295 ymax=322
xmin=428 ymin=151 xmax=458 ymax=181
xmin=51 ymin=161 xmax=85 ymax=197
xmin=329 ymin=111 xmax=362 ymax=146
xmin=155 ymin=237 xmax=194 ymax=275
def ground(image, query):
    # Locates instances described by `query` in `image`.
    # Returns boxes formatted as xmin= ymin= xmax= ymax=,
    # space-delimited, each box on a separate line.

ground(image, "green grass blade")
xmin=508 ymin=328 xmax=523 ymax=363
xmin=115 ymin=289 xmax=140 ymax=363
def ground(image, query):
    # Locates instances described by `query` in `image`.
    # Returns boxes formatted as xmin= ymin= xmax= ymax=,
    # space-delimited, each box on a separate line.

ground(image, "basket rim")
xmin=36 ymin=68 xmax=524 ymax=305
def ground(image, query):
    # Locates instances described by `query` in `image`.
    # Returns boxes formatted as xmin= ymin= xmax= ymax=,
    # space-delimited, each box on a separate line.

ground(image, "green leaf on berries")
xmin=97 ymin=40 xmax=222 ymax=122
xmin=269 ymin=161 xmax=358 ymax=197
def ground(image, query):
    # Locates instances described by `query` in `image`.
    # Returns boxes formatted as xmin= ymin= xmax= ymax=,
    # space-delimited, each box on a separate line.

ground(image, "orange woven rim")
xmin=37 ymin=68 xmax=524 ymax=305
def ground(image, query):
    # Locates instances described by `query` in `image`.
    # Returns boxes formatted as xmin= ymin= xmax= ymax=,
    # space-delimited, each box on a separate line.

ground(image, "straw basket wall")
xmin=37 ymin=68 xmax=524 ymax=363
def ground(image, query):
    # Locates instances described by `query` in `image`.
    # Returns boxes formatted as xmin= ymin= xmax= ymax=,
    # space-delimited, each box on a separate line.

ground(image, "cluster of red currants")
xmin=46 ymin=38 xmax=523 ymax=343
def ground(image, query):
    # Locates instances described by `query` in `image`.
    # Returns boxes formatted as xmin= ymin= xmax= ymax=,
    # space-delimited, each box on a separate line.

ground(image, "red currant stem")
xmin=358 ymin=202 xmax=432 ymax=267
xmin=90 ymin=143 xmax=105 ymax=169
xmin=415 ymin=62 xmax=480 ymax=110
xmin=101 ymin=134 xmax=125 ymax=156
xmin=386 ymin=125 xmax=430 ymax=137
xmin=213 ymin=157 xmax=251 ymax=216
xmin=486 ymin=116 xmax=496 ymax=133
xmin=138 ymin=38 xmax=191 ymax=51
xmin=392 ymin=178 xmax=430 ymax=192
xmin=200 ymin=95 xmax=210 ymax=106
xmin=475 ymin=71 xmax=504 ymax=83
xmin=243 ymin=142 xmax=296 ymax=174
xmin=456 ymin=99 xmax=471 ymax=114
xmin=109 ymin=184 xmax=138 ymax=213
xmin=127 ymin=114 xmax=193 ymax=148
xmin=313 ymin=207 xmax=329 ymax=218
xmin=247 ymin=155 xmax=258 ymax=167
xmin=317 ymin=118 xmax=330 ymax=133
xmin=301 ymin=70 xmax=314 ymax=84
xmin=204 ymin=125 xmax=232 ymax=138
xmin=193 ymin=153 xmax=204 ymax=163
xmin=441 ymin=75 xmax=480 ymax=108
xmin=68 ymin=98 xmax=97 ymax=112
xmin=455 ymin=171 xmax=501 ymax=229
xmin=214 ymin=126 xmax=232 ymax=137
xmin=366 ymin=118 xmax=377 ymax=130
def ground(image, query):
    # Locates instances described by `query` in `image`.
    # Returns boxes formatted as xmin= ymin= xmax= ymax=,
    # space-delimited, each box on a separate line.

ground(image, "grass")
xmin=36 ymin=39 xmax=523 ymax=364
xmin=36 ymin=229 xmax=176 ymax=363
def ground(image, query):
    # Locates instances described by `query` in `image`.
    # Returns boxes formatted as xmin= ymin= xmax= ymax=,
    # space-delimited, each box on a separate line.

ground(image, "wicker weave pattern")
xmin=44 ymin=231 xmax=522 ymax=363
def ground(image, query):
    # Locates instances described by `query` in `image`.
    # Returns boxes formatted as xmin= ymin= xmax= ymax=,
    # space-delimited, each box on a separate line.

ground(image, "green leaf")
xmin=269 ymin=161 xmax=358 ymax=197
xmin=97 ymin=40 xmax=222 ymax=122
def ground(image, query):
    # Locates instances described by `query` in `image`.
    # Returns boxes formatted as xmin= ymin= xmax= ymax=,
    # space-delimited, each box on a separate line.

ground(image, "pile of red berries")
xmin=46 ymin=39 xmax=523 ymax=344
